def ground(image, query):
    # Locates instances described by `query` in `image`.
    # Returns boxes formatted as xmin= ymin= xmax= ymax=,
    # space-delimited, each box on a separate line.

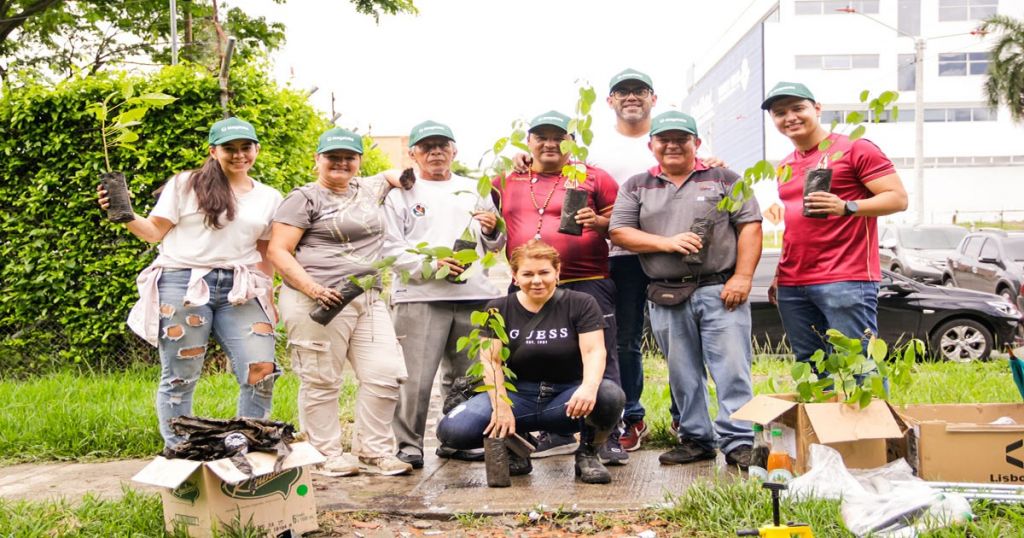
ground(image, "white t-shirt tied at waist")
xmin=127 ymin=172 xmax=283 ymax=346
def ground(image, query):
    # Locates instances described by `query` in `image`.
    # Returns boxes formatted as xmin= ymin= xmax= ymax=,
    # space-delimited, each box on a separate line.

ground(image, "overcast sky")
xmin=243 ymin=0 xmax=772 ymax=164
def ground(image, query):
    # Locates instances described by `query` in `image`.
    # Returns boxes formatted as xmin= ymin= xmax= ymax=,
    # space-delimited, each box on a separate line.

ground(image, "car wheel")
xmin=891 ymin=265 xmax=904 ymax=275
xmin=997 ymin=287 xmax=1014 ymax=303
xmin=942 ymin=277 xmax=955 ymax=288
xmin=929 ymin=319 xmax=993 ymax=363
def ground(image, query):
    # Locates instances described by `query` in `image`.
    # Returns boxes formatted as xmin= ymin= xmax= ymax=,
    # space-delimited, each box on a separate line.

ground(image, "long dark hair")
xmin=186 ymin=156 xmax=236 ymax=229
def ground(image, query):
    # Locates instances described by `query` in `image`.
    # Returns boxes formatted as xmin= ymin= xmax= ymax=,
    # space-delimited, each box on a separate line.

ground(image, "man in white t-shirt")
xmin=586 ymin=69 xmax=660 ymax=453
xmin=384 ymin=120 xmax=506 ymax=469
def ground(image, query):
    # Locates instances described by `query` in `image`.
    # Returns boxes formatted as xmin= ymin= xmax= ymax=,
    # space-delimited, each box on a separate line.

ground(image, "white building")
xmin=682 ymin=0 xmax=1024 ymax=225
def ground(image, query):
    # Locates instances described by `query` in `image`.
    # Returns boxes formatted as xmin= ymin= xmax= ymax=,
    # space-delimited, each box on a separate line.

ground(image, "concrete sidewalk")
xmin=0 ymin=450 xmax=727 ymax=515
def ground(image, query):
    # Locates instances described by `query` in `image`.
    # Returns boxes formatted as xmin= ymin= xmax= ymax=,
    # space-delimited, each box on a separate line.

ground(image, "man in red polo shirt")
xmin=762 ymin=82 xmax=908 ymax=369
xmin=493 ymin=110 xmax=626 ymax=464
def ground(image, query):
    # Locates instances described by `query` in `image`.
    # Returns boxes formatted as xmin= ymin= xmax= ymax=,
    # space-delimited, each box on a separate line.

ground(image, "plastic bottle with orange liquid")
xmin=766 ymin=427 xmax=794 ymax=483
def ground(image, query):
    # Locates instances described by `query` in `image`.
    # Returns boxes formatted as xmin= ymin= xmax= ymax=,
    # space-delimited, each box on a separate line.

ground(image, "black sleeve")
xmin=571 ymin=292 xmax=605 ymax=334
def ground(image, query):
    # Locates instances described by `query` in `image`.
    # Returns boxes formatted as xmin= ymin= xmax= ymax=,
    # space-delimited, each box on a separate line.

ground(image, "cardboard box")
xmin=897 ymin=403 xmax=1024 ymax=483
xmin=731 ymin=394 xmax=905 ymax=474
xmin=132 ymin=442 xmax=325 ymax=537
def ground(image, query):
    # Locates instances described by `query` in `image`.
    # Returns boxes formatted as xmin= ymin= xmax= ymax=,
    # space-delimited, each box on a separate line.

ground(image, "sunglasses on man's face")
xmin=611 ymin=87 xmax=652 ymax=100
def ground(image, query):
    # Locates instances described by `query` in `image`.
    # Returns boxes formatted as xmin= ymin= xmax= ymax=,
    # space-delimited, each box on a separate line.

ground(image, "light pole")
xmin=838 ymin=7 xmax=925 ymax=223
xmin=839 ymin=8 xmax=986 ymax=224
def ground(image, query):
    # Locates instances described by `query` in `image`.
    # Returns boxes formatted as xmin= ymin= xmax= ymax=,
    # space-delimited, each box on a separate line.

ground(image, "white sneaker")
xmin=358 ymin=455 xmax=413 ymax=476
xmin=315 ymin=455 xmax=359 ymax=476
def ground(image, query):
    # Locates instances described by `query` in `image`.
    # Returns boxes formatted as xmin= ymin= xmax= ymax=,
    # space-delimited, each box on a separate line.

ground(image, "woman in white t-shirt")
xmin=98 ymin=117 xmax=283 ymax=452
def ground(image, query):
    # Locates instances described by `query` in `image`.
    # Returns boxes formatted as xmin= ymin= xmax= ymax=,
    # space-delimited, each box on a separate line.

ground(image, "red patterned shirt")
xmin=493 ymin=164 xmax=618 ymax=281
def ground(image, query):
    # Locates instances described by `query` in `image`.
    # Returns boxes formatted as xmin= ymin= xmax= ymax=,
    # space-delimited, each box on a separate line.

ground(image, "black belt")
xmin=651 ymin=271 xmax=732 ymax=287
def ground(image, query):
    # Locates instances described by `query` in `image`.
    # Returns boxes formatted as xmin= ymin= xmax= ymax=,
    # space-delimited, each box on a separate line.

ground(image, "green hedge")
xmin=0 ymin=62 xmax=388 ymax=377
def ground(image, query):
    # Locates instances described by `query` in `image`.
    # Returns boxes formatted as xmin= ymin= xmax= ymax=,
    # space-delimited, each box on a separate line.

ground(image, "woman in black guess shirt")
xmin=437 ymin=241 xmax=625 ymax=484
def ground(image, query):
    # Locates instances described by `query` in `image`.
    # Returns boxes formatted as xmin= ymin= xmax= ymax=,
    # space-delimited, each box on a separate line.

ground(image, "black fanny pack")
xmin=646 ymin=272 xmax=731 ymax=306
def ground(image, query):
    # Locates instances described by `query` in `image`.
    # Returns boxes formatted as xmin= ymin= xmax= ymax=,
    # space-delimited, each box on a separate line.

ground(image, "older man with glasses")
xmin=384 ymin=120 xmax=506 ymax=469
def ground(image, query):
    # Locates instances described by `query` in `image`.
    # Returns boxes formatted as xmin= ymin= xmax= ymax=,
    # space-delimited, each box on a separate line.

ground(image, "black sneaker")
xmin=598 ymin=434 xmax=629 ymax=466
xmin=532 ymin=432 xmax=579 ymax=458
xmin=574 ymin=445 xmax=611 ymax=484
xmin=509 ymin=451 xmax=533 ymax=476
xmin=659 ymin=439 xmax=716 ymax=465
xmin=435 ymin=445 xmax=486 ymax=461
xmin=724 ymin=445 xmax=754 ymax=470
xmin=396 ymin=450 xmax=424 ymax=469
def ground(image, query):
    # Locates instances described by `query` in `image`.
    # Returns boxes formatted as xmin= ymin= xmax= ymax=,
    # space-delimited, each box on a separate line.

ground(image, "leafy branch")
xmin=404 ymin=241 xmax=498 ymax=283
xmin=85 ymin=80 xmax=175 ymax=173
xmin=559 ymin=83 xmax=597 ymax=188
xmin=456 ymin=308 xmax=517 ymax=406
xmin=791 ymin=328 xmax=922 ymax=408
xmin=717 ymin=89 xmax=899 ymax=213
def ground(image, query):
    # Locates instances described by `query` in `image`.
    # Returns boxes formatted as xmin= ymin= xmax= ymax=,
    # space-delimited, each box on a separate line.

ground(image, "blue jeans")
xmin=156 ymin=269 xmax=278 ymax=447
xmin=648 ymin=284 xmax=754 ymax=453
xmin=610 ymin=255 xmax=649 ymax=423
xmin=777 ymin=281 xmax=880 ymax=364
xmin=436 ymin=379 xmax=625 ymax=449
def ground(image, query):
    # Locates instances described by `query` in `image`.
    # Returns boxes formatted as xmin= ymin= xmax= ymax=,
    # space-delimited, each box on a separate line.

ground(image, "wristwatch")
xmin=843 ymin=200 xmax=859 ymax=217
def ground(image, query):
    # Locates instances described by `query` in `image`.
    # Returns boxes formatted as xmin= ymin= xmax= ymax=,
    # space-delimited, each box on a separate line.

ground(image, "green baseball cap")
xmin=650 ymin=111 xmax=699 ymax=137
xmin=608 ymin=68 xmax=654 ymax=92
xmin=408 ymin=120 xmax=456 ymax=147
xmin=317 ymin=127 xmax=363 ymax=154
xmin=528 ymin=110 xmax=571 ymax=133
xmin=208 ymin=117 xmax=258 ymax=145
xmin=761 ymin=81 xmax=816 ymax=110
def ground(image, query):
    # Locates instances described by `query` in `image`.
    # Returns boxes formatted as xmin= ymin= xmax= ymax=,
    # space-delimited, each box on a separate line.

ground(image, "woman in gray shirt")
xmin=268 ymin=127 xmax=413 ymax=476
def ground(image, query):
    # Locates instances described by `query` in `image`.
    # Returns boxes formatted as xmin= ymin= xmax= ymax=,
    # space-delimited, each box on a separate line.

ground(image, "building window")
xmin=795 ymin=54 xmax=879 ymax=70
xmin=795 ymin=0 xmax=880 ymax=15
xmin=898 ymin=0 xmax=921 ymax=36
xmin=938 ymin=0 xmax=997 ymax=22
xmin=898 ymin=54 xmax=916 ymax=91
xmin=821 ymin=106 xmax=996 ymax=124
xmin=938 ymin=52 xmax=989 ymax=76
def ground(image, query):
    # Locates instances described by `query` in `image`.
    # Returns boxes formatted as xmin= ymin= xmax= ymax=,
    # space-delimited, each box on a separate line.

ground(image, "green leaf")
xmin=791 ymin=361 xmax=811 ymax=381
xmin=818 ymin=138 xmax=833 ymax=152
xmin=456 ymin=336 xmax=470 ymax=352
xmin=849 ymin=125 xmax=866 ymax=141
xmin=778 ymin=165 xmax=793 ymax=183
xmin=470 ymin=310 xmax=489 ymax=326
xmin=435 ymin=265 xmax=451 ymax=279
xmin=858 ymin=389 xmax=873 ymax=408
xmin=493 ymin=137 xmax=508 ymax=155
xmin=559 ymin=139 xmax=576 ymax=156
xmin=879 ymin=90 xmax=898 ymax=105
xmin=868 ymin=337 xmax=887 ymax=361
xmin=120 ymin=80 xmax=135 ymax=100
xmin=891 ymin=106 xmax=900 ymax=122
xmin=116 ymin=131 xmax=139 ymax=144
xmin=845 ymin=111 xmax=864 ymax=124
xmin=477 ymin=176 xmax=492 ymax=199
xmin=136 ymin=93 xmax=177 ymax=107
xmin=115 ymin=108 xmax=148 ymax=124
xmin=859 ymin=90 xmax=870 ymax=103
xmin=830 ymin=150 xmax=845 ymax=162
xmin=581 ymin=129 xmax=593 ymax=147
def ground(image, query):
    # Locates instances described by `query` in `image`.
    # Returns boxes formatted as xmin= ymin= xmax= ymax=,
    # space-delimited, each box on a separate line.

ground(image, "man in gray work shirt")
xmin=609 ymin=111 xmax=762 ymax=468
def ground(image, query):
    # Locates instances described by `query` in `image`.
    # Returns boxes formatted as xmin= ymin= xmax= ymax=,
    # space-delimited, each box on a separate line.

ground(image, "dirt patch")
xmin=315 ymin=509 xmax=690 ymax=537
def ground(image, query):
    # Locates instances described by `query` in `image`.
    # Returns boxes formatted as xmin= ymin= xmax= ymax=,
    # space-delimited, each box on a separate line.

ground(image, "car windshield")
xmin=1006 ymin=237 xmax=1024 ymax=260
xmin=899 ymin=227 xmax=967 ymax=249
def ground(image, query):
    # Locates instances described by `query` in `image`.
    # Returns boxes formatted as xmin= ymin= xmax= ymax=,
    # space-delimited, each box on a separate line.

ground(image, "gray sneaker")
xmin=598 ymin=434 xmax=629 ymax=466
xmin=359 ymin=455 xmax=413 ymax=476
xmin=532 ymin=432 xmax=579 ymax=458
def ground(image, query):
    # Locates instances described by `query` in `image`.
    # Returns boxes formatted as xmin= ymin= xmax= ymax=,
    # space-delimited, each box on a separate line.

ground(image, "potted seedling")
xmin=557 ymin=84 xmax=597 ymax=236
xmin=88 ymin=80 xmax=176 ymax=223
xmin=717 ymin=89 xmax=899 ymax=216
xmin=456 ymin=308 xmax=517 ymax=487
xmin=308 ymin=257 xmax=397 ymax=325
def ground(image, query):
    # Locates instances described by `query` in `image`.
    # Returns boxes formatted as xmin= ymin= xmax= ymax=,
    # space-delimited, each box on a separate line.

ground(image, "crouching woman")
xmin=436 ymin=241 xmax=625 ymax=483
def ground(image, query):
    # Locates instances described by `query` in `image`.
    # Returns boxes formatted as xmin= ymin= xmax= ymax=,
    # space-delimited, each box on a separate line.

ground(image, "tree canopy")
xmin=982 ymin=14 xmax=1024 ymax=123
xmin=0 ymin=0 xmax=417 ymax=85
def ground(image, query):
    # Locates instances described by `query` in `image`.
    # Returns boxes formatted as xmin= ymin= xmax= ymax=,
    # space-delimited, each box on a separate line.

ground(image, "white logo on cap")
xmin=662 ymin=118 xmax=688 ymax=123
xmin=616 ymin=72 xmax=642 ymax=81
xmin=221 ymin=126 xmax=249 ymax=132
xmin=419 ymin=126 xmax=446 ymax=132
xmin=327 ymin=136 xmax=354 ymax=142
xmin=537 ymin=116 xmax=563 ymax=123
xmin=772 ymin=85 xmax=797 ymax=94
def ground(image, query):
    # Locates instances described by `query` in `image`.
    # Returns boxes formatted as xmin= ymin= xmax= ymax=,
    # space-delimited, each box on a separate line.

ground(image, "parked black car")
xmin=942 ymin=230 xmax=1024 ymax=304
xmin=751 ymin=251 xmax=1022 ymax=362
xmin=878 ymin=225 xmax=967 ymax=283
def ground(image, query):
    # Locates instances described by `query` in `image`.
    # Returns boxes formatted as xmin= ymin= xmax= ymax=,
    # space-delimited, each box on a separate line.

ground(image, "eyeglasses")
xmin=415 ymin=140 xmax=452 ymax=153
xmin=611 ymin=87 xmax=652 ymax=100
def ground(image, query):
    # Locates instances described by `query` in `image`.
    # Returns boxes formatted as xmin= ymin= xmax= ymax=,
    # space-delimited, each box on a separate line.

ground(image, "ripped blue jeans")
xmin=156 ymin=268 xmax=278 ymax=447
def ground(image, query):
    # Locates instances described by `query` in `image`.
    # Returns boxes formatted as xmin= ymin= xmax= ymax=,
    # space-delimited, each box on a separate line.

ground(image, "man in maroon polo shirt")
xmin=762 ymin=81 xmax=908 ymax=370
xmin=493 ymin=110 xmax=627 ymax=465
